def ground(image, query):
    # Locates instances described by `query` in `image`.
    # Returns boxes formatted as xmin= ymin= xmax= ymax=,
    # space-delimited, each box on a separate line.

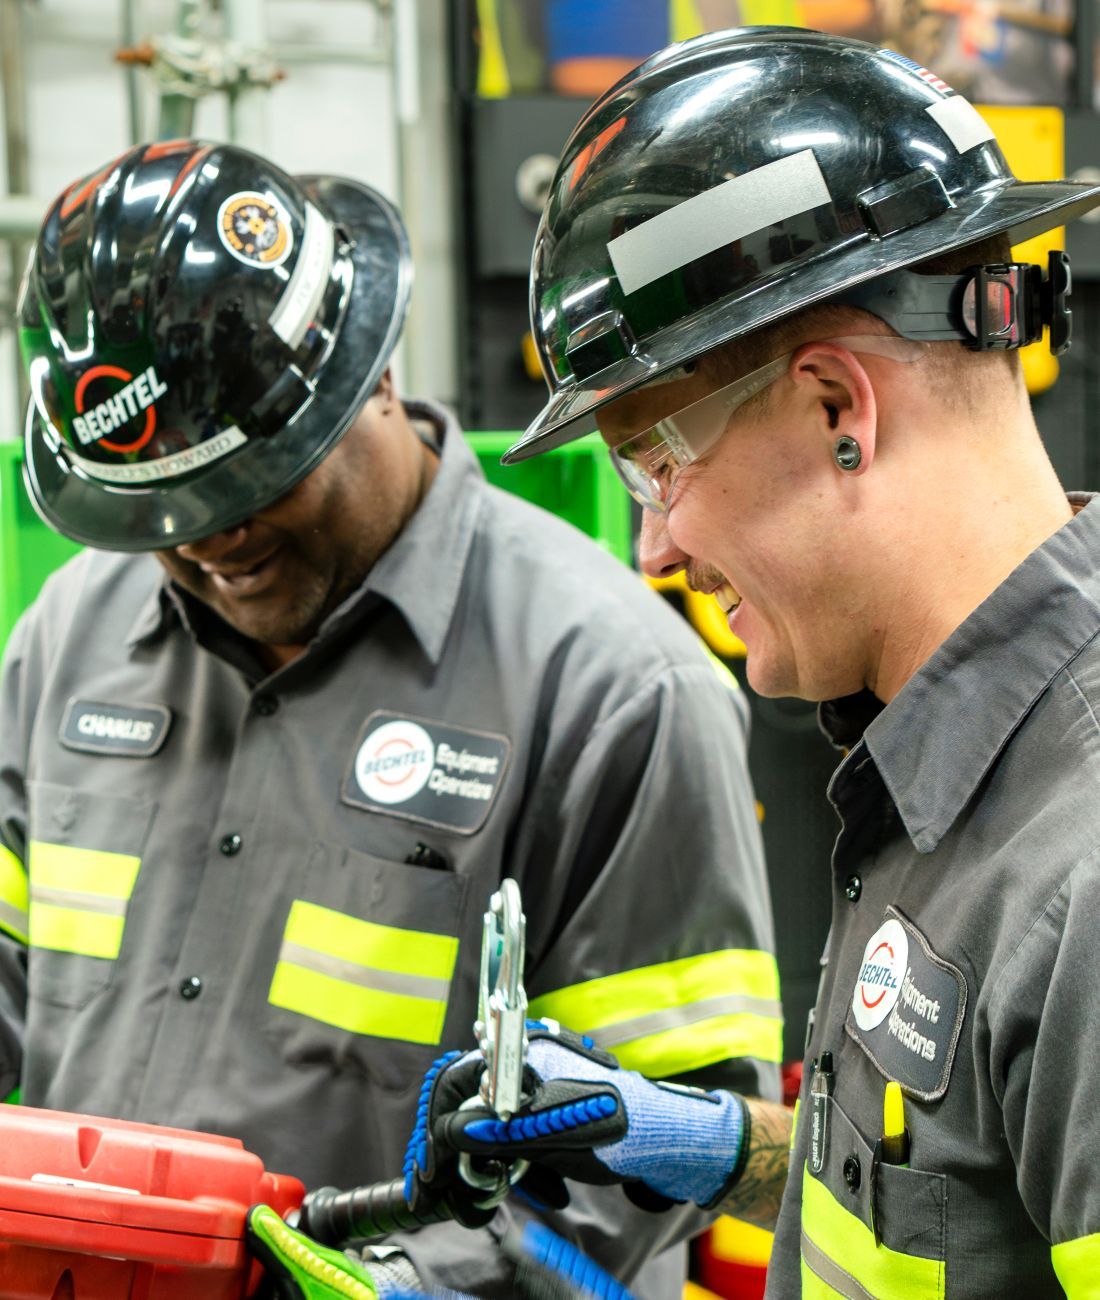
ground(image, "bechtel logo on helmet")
xmin=72 ymin=364 xmax=167 ymax=452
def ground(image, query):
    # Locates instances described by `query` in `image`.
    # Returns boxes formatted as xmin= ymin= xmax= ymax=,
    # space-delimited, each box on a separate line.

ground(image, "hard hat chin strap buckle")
xmin=832 ymin=250 xmax=1073 ymax=357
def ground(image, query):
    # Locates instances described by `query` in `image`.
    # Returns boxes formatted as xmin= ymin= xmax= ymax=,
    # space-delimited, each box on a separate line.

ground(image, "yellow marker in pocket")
xmin=881 ymin=1081 xmax=910 ymax=1167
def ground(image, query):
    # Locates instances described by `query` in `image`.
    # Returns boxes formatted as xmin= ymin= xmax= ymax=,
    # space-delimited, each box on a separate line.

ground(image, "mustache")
xmin=685 ymin=562 xmax=727 ymax=594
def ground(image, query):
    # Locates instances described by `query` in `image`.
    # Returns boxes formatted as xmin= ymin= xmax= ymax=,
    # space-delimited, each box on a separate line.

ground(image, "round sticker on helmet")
xmin=354 ymin=720 xmax=435 ymax=805
xmin=218 ymin=191 xmax=293 ymax=268
xmin=852 ymin=918 xmax=909 ymax=1031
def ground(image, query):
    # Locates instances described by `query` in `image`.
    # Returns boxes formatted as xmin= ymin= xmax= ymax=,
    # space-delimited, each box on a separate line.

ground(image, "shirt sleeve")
xmin=988 ymin=859 xmax=1100 ymax=1297
xmin=394 ymin=659 xmax=782 ymax=1294
xmin=520 ymin=659 xmax=782 ymax=1100
xmin=0 ymin=612 xmax=35 ymax=1098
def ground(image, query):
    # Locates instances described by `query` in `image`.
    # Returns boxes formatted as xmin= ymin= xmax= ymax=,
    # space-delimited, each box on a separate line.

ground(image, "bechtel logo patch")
xmin=344 ymin=711 xmax=510 ymax=835
xmin=72 ymin=364 xmax=168 ymax=452
xmin=851 ymin=917 xmax=908 ymax=1031
xmin=354 ymin=720 xmax=436 ymax=805
xmin=846 ymin=906 xmax=968 ymax=1101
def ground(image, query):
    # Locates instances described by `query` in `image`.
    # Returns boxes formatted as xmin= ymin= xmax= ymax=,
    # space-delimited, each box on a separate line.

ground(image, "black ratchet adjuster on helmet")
xmin=834 ymin=251 xmax=1072 ymax=356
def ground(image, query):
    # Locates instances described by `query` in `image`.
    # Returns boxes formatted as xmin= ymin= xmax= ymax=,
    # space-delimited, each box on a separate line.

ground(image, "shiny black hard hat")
xmin=19 ymin=139 xmax=411 ymax=550
xmin=506 ymin=27 xmax=1100 ymax=464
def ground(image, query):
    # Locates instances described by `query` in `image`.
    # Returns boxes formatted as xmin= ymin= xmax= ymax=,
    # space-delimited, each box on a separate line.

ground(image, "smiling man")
xmin=410 ymin=27 xmax=1100 ymax=1300
xmin=0 ymin=140 xmax=780 ymax=1296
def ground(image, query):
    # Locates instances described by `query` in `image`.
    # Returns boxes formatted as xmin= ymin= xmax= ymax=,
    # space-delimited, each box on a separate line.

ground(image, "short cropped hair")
xmin=709 ymin=233 xmax=1019 ymax=406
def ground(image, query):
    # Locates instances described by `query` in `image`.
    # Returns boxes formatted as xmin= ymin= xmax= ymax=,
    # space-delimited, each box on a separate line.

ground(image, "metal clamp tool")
xmin=295 ymin=878 xmax=531 ymax=1240
xmin=459 ymin=878 xmax=529 ymax=1195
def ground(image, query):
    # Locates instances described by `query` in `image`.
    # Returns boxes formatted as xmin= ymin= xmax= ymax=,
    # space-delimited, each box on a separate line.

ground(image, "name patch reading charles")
xmin=60 ymin=699 xmax=172 ymax=758
xmin=845 ymin=905 xmax=967 ymax=1100
xmin=343 ymin=711 xmax=510 ymax=835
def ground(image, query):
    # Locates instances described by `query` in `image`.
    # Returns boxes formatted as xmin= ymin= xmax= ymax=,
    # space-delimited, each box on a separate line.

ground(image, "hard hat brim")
xmin=504 ymin=177 xmax=1100 ymax=465
xmin=25 ymin=175 xmax=412 ymax=552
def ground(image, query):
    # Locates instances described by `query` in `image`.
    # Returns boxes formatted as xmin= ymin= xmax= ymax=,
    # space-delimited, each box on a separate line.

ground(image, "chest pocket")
xmin=801 ymin=1092 xmax=946 ymax=1300
xmin=263 ymin=841 xmax=469 ymax=1090
xmin=25 ymin=782 xmax=156 ymax=1010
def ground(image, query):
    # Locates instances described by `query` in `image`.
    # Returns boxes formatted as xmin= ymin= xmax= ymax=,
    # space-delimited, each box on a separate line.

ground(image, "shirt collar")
xmin=126 ymin=565 xmax=182 ymax=648
xmin=841 ymin=493 xmax=1100 ymax=854
xmin=126 ymin=399 xmax=483 ymax=667
xmin=348 ymin=399 xmax=481 ymax=665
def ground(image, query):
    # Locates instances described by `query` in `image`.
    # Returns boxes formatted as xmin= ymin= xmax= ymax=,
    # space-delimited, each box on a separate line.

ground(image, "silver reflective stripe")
xmin=926 ymin=96 xmax=994 ymax=154
xmin=607 ymin=149 xmax=831 ymax=295
xmin=279 ymin=940 xmax=452 ymax=1002
xmin=593 ymin=992 xmax=784 ymax=1049
xmin=801 ymin=1230 xmax=878 ymax=1300
xmin=0 ymin=899 xmax=28 ymax=941
xmin=271 ymin=202 xmax=334 ymax=348
xmin=30 ymin=886 xmax=127 ymax=917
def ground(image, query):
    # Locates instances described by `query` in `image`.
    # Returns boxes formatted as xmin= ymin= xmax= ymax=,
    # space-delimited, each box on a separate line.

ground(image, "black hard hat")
xmin=18 ymin=140 xmax=411 ymax=550
xmin=505 ymin=28 xmax=1100 ymax=464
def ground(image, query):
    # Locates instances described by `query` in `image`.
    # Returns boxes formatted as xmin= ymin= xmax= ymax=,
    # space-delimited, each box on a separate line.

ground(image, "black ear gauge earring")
xmin=833 ymin=436 xmax=862 ymax=472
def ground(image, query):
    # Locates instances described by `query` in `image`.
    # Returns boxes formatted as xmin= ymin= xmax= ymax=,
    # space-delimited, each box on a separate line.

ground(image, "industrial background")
xmin=1 ymin=1 xmax=1098 ymax=1293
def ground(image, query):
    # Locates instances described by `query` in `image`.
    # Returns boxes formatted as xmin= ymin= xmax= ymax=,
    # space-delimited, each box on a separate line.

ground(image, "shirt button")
xmin=179 ymin=976 xmax=203 ymax=1000
xmin=843 ymin=1154 xmax=861 ymax=1191
xmin=844 ymin=875 xmax=862 ymax=902
xmin=253 ymin=694 xmax=279 ymax=717
xmin=220 ymin=833 xmax=242 ymax=856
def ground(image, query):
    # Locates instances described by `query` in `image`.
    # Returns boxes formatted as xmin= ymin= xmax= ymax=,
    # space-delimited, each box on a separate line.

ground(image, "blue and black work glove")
xmin=407 ymin=1021 xmax=749 ymax=1215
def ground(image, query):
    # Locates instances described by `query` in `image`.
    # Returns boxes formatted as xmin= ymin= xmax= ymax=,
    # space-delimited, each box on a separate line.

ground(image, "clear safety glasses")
xmin=608 ymin=335 xmax=923 ymax=512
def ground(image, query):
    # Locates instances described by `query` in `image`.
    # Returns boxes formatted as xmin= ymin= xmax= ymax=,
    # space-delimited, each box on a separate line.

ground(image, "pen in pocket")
xmin=809 ymin=1050 xmax=834 ymax=1175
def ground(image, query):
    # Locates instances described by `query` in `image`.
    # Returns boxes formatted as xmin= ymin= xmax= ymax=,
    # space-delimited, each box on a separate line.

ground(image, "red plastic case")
xmin=0 ymin=1105 xmax=304 ymax=1299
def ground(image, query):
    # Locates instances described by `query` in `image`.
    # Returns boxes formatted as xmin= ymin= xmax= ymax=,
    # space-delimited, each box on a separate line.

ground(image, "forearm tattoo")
xmin=719 ymin=1099 xmax=792 ymax=1230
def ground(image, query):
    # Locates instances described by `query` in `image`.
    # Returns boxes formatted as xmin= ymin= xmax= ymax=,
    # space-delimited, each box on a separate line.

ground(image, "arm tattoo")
xmin=719 ymin=1099 xmax=792 ymax=1230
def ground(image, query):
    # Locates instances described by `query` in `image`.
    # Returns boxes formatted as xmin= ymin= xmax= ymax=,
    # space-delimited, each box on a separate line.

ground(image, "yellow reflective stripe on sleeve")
xmin=0 ymin=844 xmax=29 ymax=944
xmin=528 ymin=949 xmax=783 ymax=1076
xmin=283 ymin=900 xmax=458 ymax=979
xmin=27 ymin=841 xmax=140 ymax=959
xmin=791 ymin=1097 xmax=801 ymax=1151
xmin=1052 ymin=1231 xmax=1100 ymax=1297
xmin=30 ymin=842 xmax=141 ymax=899
xmin=801 ymin=1166 xmax=945 ymax=1300
xmin=30 ymin=906 xmax=125 ymax=961
xmin=269 ymin=900 xmax=459 ymax=1046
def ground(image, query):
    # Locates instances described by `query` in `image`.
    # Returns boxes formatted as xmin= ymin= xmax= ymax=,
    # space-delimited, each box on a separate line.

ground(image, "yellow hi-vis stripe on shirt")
xmin=268 ymin=900 xmax=460 ymax=1046
xmin=1052 ymin=1231 xmax=1100 ymax=1297
xmin=0 ymin=845 xmax=28 ymax=944
xmin=800 ymin=1166 xmax=945 ymax=1300
xmin=28 ymin=842 xmax=140 ymax=959
xmin=528 ymin=949 xmax=783 ymax=1077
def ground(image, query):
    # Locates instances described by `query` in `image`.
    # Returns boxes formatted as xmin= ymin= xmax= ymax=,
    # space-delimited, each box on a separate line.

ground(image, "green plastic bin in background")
xmin=0 ymin=432 xmax=632 ymax=656
xmin=0 ymin=442 xmax=82 ymax=653
xmin=465 ymin=431 xmax=632 ymax=567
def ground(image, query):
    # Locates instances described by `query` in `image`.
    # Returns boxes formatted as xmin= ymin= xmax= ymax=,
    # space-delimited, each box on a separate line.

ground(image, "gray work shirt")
xmin=768 ymin=494 xmax=1100 ymax=1298
xmin=0 ymin=402 xmax=779 ymax=1298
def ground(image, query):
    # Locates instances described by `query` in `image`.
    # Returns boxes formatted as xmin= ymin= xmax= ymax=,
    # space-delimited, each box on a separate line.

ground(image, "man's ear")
xmin=374 ymin=366 xmax=395 ymax=413
xmin=789 ymin=342 xmax=877 ymax=477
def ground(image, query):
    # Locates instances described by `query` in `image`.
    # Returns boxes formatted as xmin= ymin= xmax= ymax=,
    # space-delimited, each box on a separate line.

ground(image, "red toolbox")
xmin=0 ymin=1104 xmax=304 ymax=1299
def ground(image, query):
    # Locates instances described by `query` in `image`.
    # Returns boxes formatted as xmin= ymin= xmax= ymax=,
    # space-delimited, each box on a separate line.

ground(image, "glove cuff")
xmin=361 ymin=1250 xmax=421 ymax=1295
xmin=702 ymin=1092 xmax=752 ymax=1211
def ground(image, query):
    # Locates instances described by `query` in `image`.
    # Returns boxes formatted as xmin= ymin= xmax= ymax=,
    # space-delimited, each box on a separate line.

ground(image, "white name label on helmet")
xmin=926 ymin=97 xmax=995 ymax=155
xmin=270 ymin=202 xmax=334 ymax=350
xmin=606 ymin=149 xmax=831 ymax=296
xmin=72 ymin=365 xmax=167 ymax=446
xmin=68 ymin=425 xmax=247 ymax=484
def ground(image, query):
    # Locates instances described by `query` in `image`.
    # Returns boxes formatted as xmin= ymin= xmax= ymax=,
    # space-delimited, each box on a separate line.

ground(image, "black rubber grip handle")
xmin=296 ymin=1177 xmax=454 ymax=1245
